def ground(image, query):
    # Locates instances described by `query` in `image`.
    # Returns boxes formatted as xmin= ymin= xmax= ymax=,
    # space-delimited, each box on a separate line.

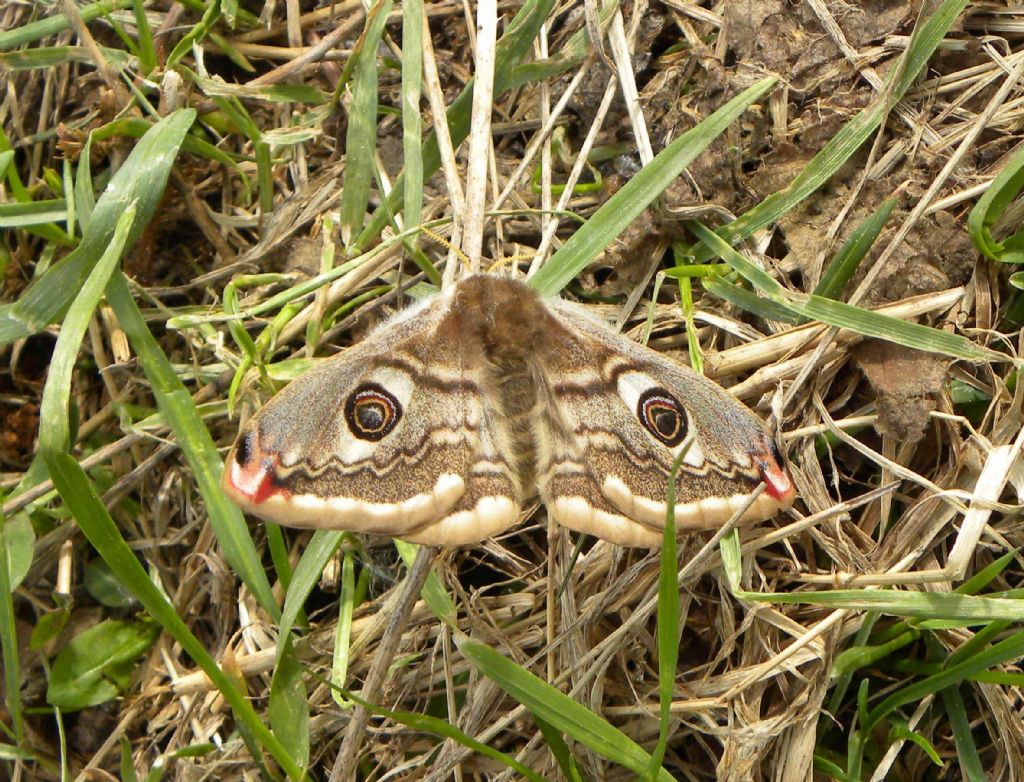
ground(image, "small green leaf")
xmin=47 ymin=619 xmax=160 ymax=711
xmin=889 ymin=718 xmax=942 ymax=766
xmin=830 ymin=630 xmax=920 ymax=679
xmin=84 ymin=559 xmax=139 ymax=610
xmin=30 ymin=606 xmax=71 ymax=651
xmin=4 ymin=511 xmax=34 ymax=590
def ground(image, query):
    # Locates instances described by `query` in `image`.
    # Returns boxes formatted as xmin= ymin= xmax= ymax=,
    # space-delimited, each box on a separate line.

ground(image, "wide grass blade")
xmin=528 ymin=77 xmax=776 ymax=296
xmin=698 ymin=0 xmax=970 ymax=256
xmin=458 ymin=637 xmax=676 ymax=781
xmin=105 ymin=274 xmax=280 ymax=619
xmin=39 ymin=204 xmax=135 ymax=453
xmin=268 ymin=636 xmax=309 ymax=774
xmin=42 ymin=452 xmax=305 ymax=780
xmin=690 ymin=221 xmax=1004 ymax=363
xmin=321 ymin=677 xmax=548 ymax=782
xmin=813 ymin=196 xmax=898 ymax=300
xmin=0 ymin=109 xmax=196 ymax=345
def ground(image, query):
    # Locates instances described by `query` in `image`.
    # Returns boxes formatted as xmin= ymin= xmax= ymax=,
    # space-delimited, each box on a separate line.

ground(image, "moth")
xmin=222 ymin=274 xmax=795 ymax=547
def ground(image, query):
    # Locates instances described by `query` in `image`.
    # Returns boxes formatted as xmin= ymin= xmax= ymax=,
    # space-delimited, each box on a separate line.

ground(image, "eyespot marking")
xmin=344 ymin=383 xmax=402 ymax=441
xmin=637 ymin=387 xmax=687 ymax=447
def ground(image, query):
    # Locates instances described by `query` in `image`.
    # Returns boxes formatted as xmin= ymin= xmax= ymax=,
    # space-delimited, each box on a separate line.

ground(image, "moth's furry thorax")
xmin=447 ymin=274 xmax=556 ymax=365
xmin=447 ymin=276 xmax=553 ymax=496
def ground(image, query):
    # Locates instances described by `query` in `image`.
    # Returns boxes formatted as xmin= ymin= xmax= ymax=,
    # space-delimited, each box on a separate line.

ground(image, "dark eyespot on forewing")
xmin=344 ymin=383 xmax=402 ymax=441
xmin=637 ymin=387 xmax=687 ymax=447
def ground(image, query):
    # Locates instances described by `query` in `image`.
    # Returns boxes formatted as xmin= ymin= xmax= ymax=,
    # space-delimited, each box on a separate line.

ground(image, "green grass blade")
xmin=0 ymin=45 xmax=131 ymax=71
xmin=268 ymin=636 xmax=309 ymax=774
xmin=458 ymin=637 xmax=675 ymax=782
xmin=0 ymin=199 xmax=68 ymax=228
xmin=131 ymin=0 xmax=156 ymax=73
xmin=703 ymin=276 xmax=803 ymax=325
xmin=268 ymin=530 xmax=350 ymax=764
xmin=0 ymin=0 xmax=133 ymax=50
xmin=39 ymin=203 xmax=136 ymax=453
xmin=795 ymin=294 xmax=999 ymax=362
xmin=394 ymin=540 xmax=457 ymax=625
xmin=865 ymin=629 xmax=1024 ymax=732
xmin=0 ymin=109 xmax=196 ymax=345
xmin=691 ymin=221 xmax=1004 ymax=363
xmin=505 ymin=0 xmax=615 ymax=90
xmin=166 ymin=0 xmax=222 ymax=68
xmin=534 ymin=715 xmax=584 ymax=782
xmin=331 ymin=550 xmax=357 ymax=707
xmin=830 ymin=630 xmax=920 ymax=679
xmin=320 ymin=678 xmax=548 ymax=782
xmin=940 ymin=684 xmax=986 ymax=782
xmin=74 ymin=132 xmax=96 ymax=232
xmin=41 ymin=452 xmax=305 ymax=780
xmin=813 ymin=196 xmax=898 ymax=300
xmin=968 ymin=141 xmax=1024 ymax=264
xmin=0 ymin=514 xmax=23 ymax=742
xmin=339 ymin=0 xmax=393 ymax=247
xmin=278 ymin=530 xmax=344 ymax=651
xmin=734 ymin=588 xmax=1024 ymax=623
xmin=647 ymin=454 xmax=684 ymax=780
xmin=699 ymin=0 xmax=970 ymax=257
xmin=528 ymin=77 xmax=776 ymax=296
xmin=104 ymin=274 xmax=280 ymax=619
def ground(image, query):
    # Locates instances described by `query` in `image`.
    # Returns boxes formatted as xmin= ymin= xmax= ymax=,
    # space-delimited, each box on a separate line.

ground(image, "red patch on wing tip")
xmin=226 ymin=456 xmax=288 ymax=504
xmin=757 ymin=460 xmax=796 ymax=505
